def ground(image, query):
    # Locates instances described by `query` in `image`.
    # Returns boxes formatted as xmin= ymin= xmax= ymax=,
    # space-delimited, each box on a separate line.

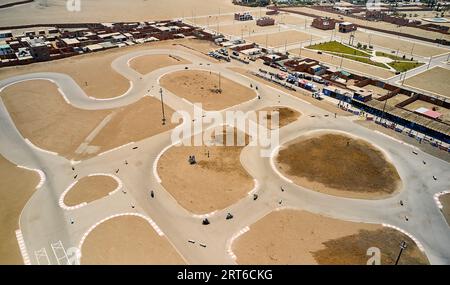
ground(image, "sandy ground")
xmin=256 ymin=106 xmax=301 ymax=129
xmin=63 ymin=175 xmax=118 ymax=206
xmin=247 ymin=30 xmax=319 ymax=48
xmin=343 ymin=30 xmax=448 ymax=57
xmin=0 ymin=39 xmax=219 ymax=99
xmin=276 ymin=133 xmax=401 ymax=199
xmin=234 ymin=209 xmax=428 ymax=265
xmin=0 ymin=80 xmax=110 ymax=159
xmin=0 ymin=80 xmax=178 ymax=161
xmin=82 ymin=96 xmax=178 ymax=160
xmin=129 ymin=54 xmax=191 ymax=75
xmin=287 ymin=7 xmax=450 ymax=42
xmin=160 ymin=70 xmax=256 ymax=111
xmin=441 ymin=194 xmax=450 ymax=226
xmin=0 ymin=155 xmax=39 ymax=265
xmin=157 ymin=127 xmax=254 ymax=214
xmin=0 ymin=0 xmax=257 ymax=26
xmin=228 ymin=66 xmax=352 ymax=117
xmin=288 ymin=47 xmax=394 ymax=79
xmin=80 ymin=215 xmax=185 ymax=265
xmin=404 ymin=67 xmax=450 ymax=98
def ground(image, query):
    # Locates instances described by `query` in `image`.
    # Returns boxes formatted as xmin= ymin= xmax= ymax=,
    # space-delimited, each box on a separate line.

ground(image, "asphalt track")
xmin=1 ymin=46 xmax=450 ymax=265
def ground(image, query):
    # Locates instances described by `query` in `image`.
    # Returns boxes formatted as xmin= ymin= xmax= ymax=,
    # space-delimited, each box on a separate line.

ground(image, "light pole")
xmin=160 ymin=88 xmax=166 ymax=125
xmin=427 ymin=55 xmax=433 ymax=69
xmin=395 ymin=241 xmax=407 ymax=265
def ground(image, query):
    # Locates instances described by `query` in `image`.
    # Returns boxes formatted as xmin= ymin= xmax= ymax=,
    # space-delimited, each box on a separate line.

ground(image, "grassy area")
xmin=375 ymin=51 xmax=405 ymax=61
xmin=339 ymin=54 xmax=389 ymax=69
xmin=308 ymin=41 xmax=370 ymax=57
xmin=388 ymin=61 xmax=424 ymax=72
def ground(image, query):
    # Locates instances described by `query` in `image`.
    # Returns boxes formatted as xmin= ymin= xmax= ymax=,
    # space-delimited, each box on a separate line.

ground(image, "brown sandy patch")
xmin=404 ymin=67 xmax=450 ymax=98
xmin=0 ymin=155 xmax=39 ymax=265
xmin=81 ymin=96 xmax=178 ymax=160
xmin=234 ymin=209 xmax=428 ymax=265
xmin=63 ymin=175 xmax=118 ymax=207
xmin=158 ymin=127 xmax=254 ymax=214
xmin=0 ymin=80 xmax=110 ymax=159
xmin=257 ymin=107 xmax=301 ymax=129
xmin=160 ymin=70 xmax=256 ymax=111
xmin=81 ymin=215 xmax=185 ymax=265
xmin=129 ymin=54 xmax=191 ymax=75
xmin=247 ymin=30 xmax=319 ymax=48
xmin=276 ymin=133 xmax=401 ymax=199
xmin=1 ymin=80 xmax=178 ymax=161
xmin=228 ymin=67 xmax=352 ymax=116
xmin=441 ymin=194 xmax=450 ymax=226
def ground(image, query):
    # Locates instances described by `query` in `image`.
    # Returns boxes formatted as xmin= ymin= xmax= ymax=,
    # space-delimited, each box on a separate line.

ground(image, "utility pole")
xmin=395 ymin=241 xmax=407 ymax=265
xmin=381 ymin=98 xmax=388 ymax=124
xmin=401 ymin=69 xmax=407 ymax=86
xmin=410 ymin=42 xmax=415 ymax=55
xmin=160 ymin=88 xmax=166 ymax=125
xmin=219 ymin=72 xmax=222 ymax=92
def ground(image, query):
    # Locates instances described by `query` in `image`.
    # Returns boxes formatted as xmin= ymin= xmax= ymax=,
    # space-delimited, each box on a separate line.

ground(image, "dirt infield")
xmin=0 ymin=155 xmax=39 ymax=265
xmin=404 ymin=67 xmax=450 ymax=98
xmin=1 ymin=80 xmax=178 ymax=161
xmin=233 ymin=209 xmax=428 ymax=265
xmin=63 ymin=175 xmax=118 ymax=207
xmin=81 ymin=97 xmax=179 ymax=160
xmin=276 ymin=133 xmax=401 ymax=199
xmin=441 ymin=194 xmax=450 ymax=226
xmin=0 ymin=80 xmax=110 ymax=159
xmin=257 ymin=107 xmax=301 ymax=129
xmin=157 ymin=127 xmax=254 ymax=214
xmin=129 ymin=54 xmax=191 ymax=75
xmin=160 ymin=70 xmax=256 ymax=111
xmin=247 ymin=30 xmax=319 ymax=48
xmin=80 ymin=215 xmax=185 ymax=265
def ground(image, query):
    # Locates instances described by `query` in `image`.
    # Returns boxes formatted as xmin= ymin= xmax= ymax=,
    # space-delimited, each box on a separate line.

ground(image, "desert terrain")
xmin=63 ymin=175 xmax=118 ymax=207
xmin=157 ymin=127 xmax=254 ymax=214
xmin=80 ymin=215 xmax=185 ymax=265
xmin=160 ymin=70 xmax=256 ymax=111
xmin=276 ymin=133 xmax=401 ymax=199
xmin=404 ymin=67 xmax=450 ymax=98
xmin=0 ymin=155 xmax=39 ymax=265
xmin=233 ymin=209 xmax=429 ymax=265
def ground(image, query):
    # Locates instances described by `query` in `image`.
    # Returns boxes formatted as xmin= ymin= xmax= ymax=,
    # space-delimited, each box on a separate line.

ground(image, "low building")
xmin=256 ymin=17 xmax=275 ymax=26
xmin=312 ymin=17 xmax=336 ymax=30
xmin=0 ymin=30 xmax=13 ymax=39
xmin=339 ymin=22 xmax=357 ymax=33
xmin=234 ymin=12 xmax=253 ymax=21
xmin=26 ymin=38 xmax=50 ymax=61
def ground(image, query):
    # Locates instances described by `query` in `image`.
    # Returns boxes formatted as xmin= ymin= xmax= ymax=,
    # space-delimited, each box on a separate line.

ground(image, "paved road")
xmin=1 ymin=45 xmax=449 ymax=265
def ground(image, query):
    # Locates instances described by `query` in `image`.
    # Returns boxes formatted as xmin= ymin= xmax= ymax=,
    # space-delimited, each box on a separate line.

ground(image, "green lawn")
xmin=308 ymin=41 xmax=370 ymax=57
xmin=375 ymin=51 xmax=405 ymax=61
xmin=387 ymin=61 xmax=424 ymax=72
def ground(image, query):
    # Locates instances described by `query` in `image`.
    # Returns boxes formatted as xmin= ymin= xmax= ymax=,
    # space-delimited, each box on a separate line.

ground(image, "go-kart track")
xmin=1 ymin=46 xmax=450 ymax=265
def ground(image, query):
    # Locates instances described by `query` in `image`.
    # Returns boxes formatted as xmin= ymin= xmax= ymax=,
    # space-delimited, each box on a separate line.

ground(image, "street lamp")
xmin=160 ymin=88 xmax=166 ymax=125
xmin=395 ymin=241 xmax=408 ymax=265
